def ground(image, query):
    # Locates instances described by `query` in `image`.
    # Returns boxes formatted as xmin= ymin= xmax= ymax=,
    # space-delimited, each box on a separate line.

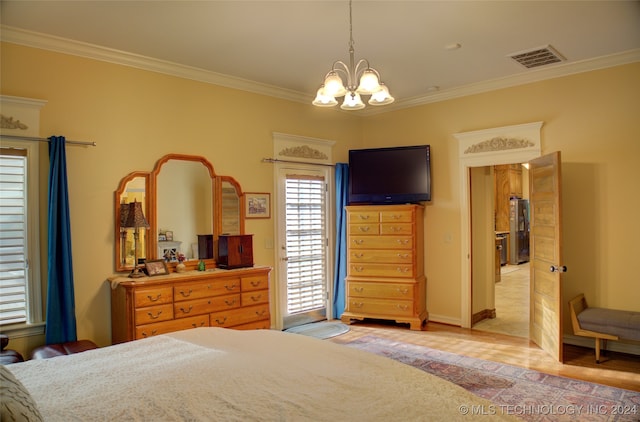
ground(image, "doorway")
xmin=276 ymin=165 xmax=333 ymax=330
xmin=472 ymin=164 xmax=530 ymax=338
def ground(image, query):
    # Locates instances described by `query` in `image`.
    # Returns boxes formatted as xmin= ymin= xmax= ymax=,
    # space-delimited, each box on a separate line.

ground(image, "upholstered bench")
xmin=569 ymin=294 xmax=640 ymax=363
xmin=30 ymin=339 xmax=99 ymax=360
xmin=0 ymin=334 xmax=24 ymax=365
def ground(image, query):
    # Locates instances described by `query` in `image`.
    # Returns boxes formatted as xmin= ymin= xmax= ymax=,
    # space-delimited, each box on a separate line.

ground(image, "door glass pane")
xmin=285 ymin=174 xmax=326 ymax=315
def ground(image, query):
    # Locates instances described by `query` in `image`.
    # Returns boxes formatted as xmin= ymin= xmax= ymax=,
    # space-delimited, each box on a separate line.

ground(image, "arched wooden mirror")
xmin=114 ymin=154 xmax=244 ymax=272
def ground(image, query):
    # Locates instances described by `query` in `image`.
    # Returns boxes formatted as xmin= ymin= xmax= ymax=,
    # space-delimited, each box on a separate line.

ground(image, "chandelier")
xmin=312 ymin=0 xmax=394 ymax=110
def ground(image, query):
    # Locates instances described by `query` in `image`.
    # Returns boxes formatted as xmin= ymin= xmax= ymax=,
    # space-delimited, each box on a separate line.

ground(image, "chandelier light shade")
xmin=312 ymin=0 xmax=394 ymax=110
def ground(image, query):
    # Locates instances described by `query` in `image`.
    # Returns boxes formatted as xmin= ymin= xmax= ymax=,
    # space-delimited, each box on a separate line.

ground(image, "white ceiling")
xmin=2 ymin=1 xmax=640 ymax=112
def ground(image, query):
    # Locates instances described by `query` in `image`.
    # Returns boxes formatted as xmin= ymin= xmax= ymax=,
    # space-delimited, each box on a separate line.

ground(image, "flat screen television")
xmin=348 ymin=145 xmax=431 ymax=204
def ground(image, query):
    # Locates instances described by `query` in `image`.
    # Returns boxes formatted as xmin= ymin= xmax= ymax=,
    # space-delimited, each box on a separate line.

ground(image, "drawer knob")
xmin=397 ymin=253 xmax=409 ymax=259
xmin=353 ymin=266 xmax=364 ymax=272
xmin=396 ymin=267 xmax=410 ymax=273
xmin=141 ymin=329 xmax=158 ymax=338
xmin=354 ymin=287 xmax=364 ymax=293
xmin=352 ymin=302 xmax=364 ymax=308
xmin=397 ymin=288 xmax=409 ymax=295
xmin=214 ymin=316 xmax=228 ymax=325
xmin=358 ymin=226 xmax=370 ymax=232
xmin=255 ymin=310 xmax=267 ymax=317
xmin=396 ymin=239 xmax=409 ymax=245
xmin=191 ymin=321 xmax=205 ymax=328
xmin=179 ymin=305 xmax=193 ymax=314
xmin=147 ymin=294 xmax=162 ymax=302
xmin=147 ymin=310 xmax=162 ymax=319
xmin=358 ymin=215 xmax=370 ymax=220
xmin=178 ymin=289 xmax=193 ymax=298
xmin=390 ymin=226 xmax=402 ymax=232
xmin=396 ymin=304 xmax=409 ymax=311
xmin=353 ymin=239 xmax=364 ymax=245
xmin=225 ymin=298 xmax=237 ymax=306
xmin=225 ymin=284 xmax=237 ymax=291
xmin=250 ymin=294 xmax=262 ymax=302
xmin=354 ymin=253 xmax=364 ymax=259
xmin=250 ymin=280 xmax=262 ymax=287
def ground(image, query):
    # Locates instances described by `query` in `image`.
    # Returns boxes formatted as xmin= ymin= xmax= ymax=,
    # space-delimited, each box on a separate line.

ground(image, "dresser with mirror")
xmin=111 ymin=154 xmax=271 ymax=343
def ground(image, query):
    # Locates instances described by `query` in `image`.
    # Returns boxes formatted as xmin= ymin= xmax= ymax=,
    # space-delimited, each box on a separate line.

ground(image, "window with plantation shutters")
xmin=0 ymin=145 xmax=41 ymax=330
xmin=284 ymin=174 xmax=327 ymax=315
xmin=0 ymin=150 xmax=29 ymax=325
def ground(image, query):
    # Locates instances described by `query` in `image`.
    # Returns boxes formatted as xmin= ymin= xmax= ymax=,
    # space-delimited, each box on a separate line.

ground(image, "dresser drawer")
xmin=380 ymin=210 xmax=413 ymax=223
xmin=348 ymin=223 xmax=380 ymax=235
xmin=347 ymin=281 xmax=415 ymax=300
xmin=348 ymin=211 xmax=379 ymax=223
xmin=380 ymin=223 xmax=413 ymax=235
xmin=346 ymin=298 xmax=414 ymax=317
xmin=135 ymin=314 xmax=209 ymax=340
xmin=349 ymin=263 xmax=414 ymax=278
xmin=350 ymin=236 xmax=413 ymax=250
xmin=174 ymin=277 xmax=241 ymax=301
xmin=174 ymin=294 xmax=241 ymax=318
xmin=210 ymin=304 xmax=270 ymax=328
xmin=134 ymin=286 xmax=173 ymax=307
xmin=350 ymin=250 xmax=413 ymax=264
xmin=241 ymin=275 xmax=269 ymax=292
xmin=135 ymin=304 xmax=173 ymax=325
xmin=241 ymin=290 xmax=268 ymax=306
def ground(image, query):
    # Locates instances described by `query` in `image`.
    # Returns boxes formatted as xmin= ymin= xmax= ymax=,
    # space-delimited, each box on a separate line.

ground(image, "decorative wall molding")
xmin=272 ymin=132 xmax=334 ymax=165
xmin=279 ymin=145 xmax=328 ymax=160
xmin=464 ymin=137 xmax=535 ymax=154
xmin=0 ymin=114 xmax=29 ymax=130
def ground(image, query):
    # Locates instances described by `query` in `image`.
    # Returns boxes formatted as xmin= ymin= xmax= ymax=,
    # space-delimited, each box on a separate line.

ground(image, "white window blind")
xmin=0 ymin=150 xmax=28 ymax=325
xmin=285 ymin=174 xmax=327 ymax=315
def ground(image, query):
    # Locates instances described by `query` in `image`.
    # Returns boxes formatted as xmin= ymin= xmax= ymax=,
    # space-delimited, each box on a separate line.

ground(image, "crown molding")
xmin=3 ymin=25 xmax=639 ymax=115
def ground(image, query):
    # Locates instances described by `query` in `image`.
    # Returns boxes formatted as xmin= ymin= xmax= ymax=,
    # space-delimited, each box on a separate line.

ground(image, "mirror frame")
xmin=114 ymin=154 xmax=245 ymax=273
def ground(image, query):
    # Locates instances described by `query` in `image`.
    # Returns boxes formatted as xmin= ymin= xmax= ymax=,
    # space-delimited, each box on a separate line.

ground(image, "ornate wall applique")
xmin=464 ymin=137 xmax=535 ymax=154
xmin=279 ymin=145 xmax=328 ymax=160
xmin=0 ymin=114 xmax=29 ymax=130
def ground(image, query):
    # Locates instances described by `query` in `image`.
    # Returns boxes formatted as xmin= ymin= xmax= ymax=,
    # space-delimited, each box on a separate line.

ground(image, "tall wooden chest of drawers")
xmin=110 ymin=266 xmax=271 ymax=344
xmin=341 ymin=204 xmax=427 ymax=330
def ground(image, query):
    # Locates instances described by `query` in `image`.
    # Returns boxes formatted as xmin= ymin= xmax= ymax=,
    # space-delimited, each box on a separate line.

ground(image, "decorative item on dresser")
xmin=109 ymin=266 xmax=271 ymax=343
xmin=218 ymin=234 xmax=254 ymax=269
xmin=341 ymin=204 xmax=427 ymax=330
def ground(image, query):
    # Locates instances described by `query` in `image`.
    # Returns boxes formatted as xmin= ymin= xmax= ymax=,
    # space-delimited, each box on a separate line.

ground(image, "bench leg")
xmin=595 ymin=337 xmax=601 ymax=364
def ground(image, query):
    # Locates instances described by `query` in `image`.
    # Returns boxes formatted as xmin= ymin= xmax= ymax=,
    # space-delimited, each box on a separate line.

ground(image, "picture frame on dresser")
xmin=145 ymin=259 xmax=168 ymax=276
xmin=245 ymin=192 xmax=270 ymax=219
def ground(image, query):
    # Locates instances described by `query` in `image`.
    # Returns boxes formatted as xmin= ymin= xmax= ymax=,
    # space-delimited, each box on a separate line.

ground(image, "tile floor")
xmin=473 ymin=262 xmax=530 ymax=338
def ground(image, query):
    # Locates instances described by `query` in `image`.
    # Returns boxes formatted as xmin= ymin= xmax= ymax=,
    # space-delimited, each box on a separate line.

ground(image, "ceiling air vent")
xmin=508 ymin=45 xmax=565 ymax=69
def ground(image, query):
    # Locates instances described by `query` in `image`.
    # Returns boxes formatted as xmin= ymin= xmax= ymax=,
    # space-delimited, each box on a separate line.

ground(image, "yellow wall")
xmin=363 ymin=63 xmax=640 ymax=331
xmin=2 ymin=41 xmax=639 ymax=355
xmin=1 ymin=43 xmax=362 ymax=354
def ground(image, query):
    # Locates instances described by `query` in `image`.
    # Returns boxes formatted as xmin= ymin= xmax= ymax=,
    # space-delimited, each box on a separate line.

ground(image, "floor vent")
xmin=508 ymin=45 xmax=565 ymax=69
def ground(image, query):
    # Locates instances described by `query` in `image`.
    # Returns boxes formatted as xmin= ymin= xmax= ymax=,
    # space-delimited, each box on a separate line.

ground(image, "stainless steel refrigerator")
xmin=509 ymin=198 xmax=530 ymax=264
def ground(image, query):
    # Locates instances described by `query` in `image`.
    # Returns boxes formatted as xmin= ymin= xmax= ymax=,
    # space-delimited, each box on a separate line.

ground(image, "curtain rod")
xmin=1 ymin=134 xmax=96 ymax=147
xmin=262 ymin=158 xmax=335 ymax=167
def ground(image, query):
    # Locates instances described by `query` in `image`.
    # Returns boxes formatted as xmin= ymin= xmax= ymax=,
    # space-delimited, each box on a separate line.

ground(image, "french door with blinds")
xmin=277 ymin=166 xmax=332 ymax=330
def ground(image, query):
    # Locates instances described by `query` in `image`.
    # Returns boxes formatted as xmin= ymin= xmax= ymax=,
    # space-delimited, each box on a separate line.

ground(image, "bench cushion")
xmin=577 ymin=307 xmax=640 ymax=341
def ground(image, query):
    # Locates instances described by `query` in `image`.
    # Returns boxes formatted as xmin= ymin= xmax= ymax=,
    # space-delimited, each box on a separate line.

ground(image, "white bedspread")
xmin=8 ymin=327 xmax=516 ymax=421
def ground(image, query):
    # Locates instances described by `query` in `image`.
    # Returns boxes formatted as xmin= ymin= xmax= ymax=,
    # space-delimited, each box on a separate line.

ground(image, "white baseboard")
xmin=563 ymin=334 xmax=640 ymax=356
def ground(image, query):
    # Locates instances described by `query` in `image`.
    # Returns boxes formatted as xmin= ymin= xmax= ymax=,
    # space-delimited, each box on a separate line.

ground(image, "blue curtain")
xmin=45 ymin=136 xmax=77 ymax=344
xmin=333 ymin=163 xmax=349 ymax=318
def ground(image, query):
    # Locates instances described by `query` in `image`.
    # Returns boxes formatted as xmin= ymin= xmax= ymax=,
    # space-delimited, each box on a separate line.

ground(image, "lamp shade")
xmin=356 ymin=69 xmax=380 ymax=94
xmin=312 ymin=86 xmax=339 ymax=107
xmin=323 ymin=71 xmax=346 ymax=97
xmin=368 ymin=83 xmax=395 ymax=106
xmin=340 ymin=92 xmax=365 ymax=110
xmin=121 ymin=201 xmax=149 ymax=229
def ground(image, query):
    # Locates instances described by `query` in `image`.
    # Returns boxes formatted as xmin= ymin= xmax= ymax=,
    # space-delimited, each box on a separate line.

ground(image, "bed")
xmin=2 ymin=327 xmax=516 ymax=421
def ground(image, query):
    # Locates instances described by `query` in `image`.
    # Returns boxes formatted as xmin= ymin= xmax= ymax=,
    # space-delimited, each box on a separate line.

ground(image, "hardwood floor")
xmin=329 ymin=320 xmax=640 ymax=392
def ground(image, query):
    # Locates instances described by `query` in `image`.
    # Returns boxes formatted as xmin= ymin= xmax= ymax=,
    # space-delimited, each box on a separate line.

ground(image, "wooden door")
xmin=528 ymin=152 xmax=564 ymax=362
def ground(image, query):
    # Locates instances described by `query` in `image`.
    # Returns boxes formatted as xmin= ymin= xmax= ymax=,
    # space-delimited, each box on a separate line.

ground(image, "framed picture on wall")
xmin=245 ymin=192 xmax=270 ymax=219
